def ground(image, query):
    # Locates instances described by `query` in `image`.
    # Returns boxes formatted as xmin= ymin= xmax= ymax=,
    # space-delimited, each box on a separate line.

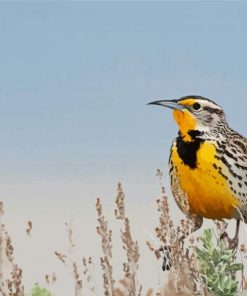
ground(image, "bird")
xmin=148 ymin=95 xmax=247 ymax=254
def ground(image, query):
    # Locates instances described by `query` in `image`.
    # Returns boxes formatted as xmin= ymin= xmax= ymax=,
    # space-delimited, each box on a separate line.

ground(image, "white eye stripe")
xmin=195 ymin=100 xmax=222 ymax=111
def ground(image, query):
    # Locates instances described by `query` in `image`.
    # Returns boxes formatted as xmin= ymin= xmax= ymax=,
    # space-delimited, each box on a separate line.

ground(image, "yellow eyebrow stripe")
xmin=178 ymin=98 xmax=197 ymax=106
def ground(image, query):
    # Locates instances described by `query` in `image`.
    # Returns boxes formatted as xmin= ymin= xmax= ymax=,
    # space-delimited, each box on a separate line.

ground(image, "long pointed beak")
xmin=147 ymin=99 xmax=185 ymax=110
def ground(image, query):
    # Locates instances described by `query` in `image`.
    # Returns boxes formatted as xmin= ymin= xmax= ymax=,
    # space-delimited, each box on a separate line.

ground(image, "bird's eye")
xmin=193 ymin=102 xmax=201 ymax=110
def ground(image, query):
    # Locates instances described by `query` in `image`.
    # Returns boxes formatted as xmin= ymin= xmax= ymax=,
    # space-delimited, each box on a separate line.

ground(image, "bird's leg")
xmin=160 ymin=215 xmax=203 ymax=271
xmin=220 ymin=219 xmax=240 ymax=249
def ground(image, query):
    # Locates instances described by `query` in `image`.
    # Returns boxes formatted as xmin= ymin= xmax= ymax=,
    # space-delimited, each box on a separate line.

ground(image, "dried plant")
xmin=45 ymin=272 xmax=57 ymax=286
xmin=147 ymin=170 xmax=209 ymax=296
xmin=120 ymin=218 xmax=141 ymax=296
xmin=82 ymin=256 xmax=98 ymax=295
xmin=55 ymin=221 xmax=82 ymax=296
xmin=115 ymin=183 xmax=125 ymax=220
xmin=6 ymin=264 xmax=24 ymax=296
xmin=0 ymin=201 xmax=4 ymax=290
xmin=72 ymin=262 xmax=82 ymax=296
xmin=26 ymin=221 xmax=32 ymax=236
xmin=0 ymin=202 xmax=24 ymax=296
xmin=113 ymin=183 xmax=141 ymax=296
xmin=161 ymin=261 xmax=196 ymax=296
xmin=96 ymin=198 xmax=115 ymax=295
xmin=65 ymin=221 xmax=83 ymax=295
xmin=54 ymin=251 xmax=67 ymax=265
xmin=1 ymin=174 xmax=247 ymax=296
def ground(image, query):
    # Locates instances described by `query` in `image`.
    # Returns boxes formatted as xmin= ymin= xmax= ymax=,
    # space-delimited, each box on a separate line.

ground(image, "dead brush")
xmin=82 ymin=256 xmax=98 ymax=295
xmin=45 ymin=272 xmax=57 ymax=286
xmin=96 ymin=183 xmax=154 ymax=296
xmin=96 ymin=197 xmax=115 ymax=296
xmin=0 ymin=175 xmax=246 ymax=295
xmin=146 ymin=170 xmax=210 ymax=296
xmin=114 ymin=183 xmax=142 ymax=296
xmin=55 ymin=220 xmax=83 ymax=296
xmin=0 ymin=201 xmax=24 ymax=296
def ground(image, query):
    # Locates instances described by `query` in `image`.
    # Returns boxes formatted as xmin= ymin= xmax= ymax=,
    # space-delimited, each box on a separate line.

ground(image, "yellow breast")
xmin=170 ymin=141 xmax=239 ymax=219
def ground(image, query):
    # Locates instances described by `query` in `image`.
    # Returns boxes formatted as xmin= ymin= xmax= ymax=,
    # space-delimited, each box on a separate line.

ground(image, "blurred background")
xmin=1 ymin=2 xmax=247 ymax=294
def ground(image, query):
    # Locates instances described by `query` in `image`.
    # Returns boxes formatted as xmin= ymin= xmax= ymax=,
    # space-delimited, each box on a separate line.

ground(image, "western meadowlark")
xmin=148 ymin=95 xmax=247 ymax=250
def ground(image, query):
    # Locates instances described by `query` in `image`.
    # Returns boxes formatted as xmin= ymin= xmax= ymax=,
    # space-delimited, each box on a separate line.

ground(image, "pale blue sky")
xmin=1 ymin=2 xmax=247 ymax=197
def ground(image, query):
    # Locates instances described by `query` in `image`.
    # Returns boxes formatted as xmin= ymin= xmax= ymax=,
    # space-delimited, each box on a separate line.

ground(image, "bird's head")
xmin=148 ymin=95 xmax=226 ymax=141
